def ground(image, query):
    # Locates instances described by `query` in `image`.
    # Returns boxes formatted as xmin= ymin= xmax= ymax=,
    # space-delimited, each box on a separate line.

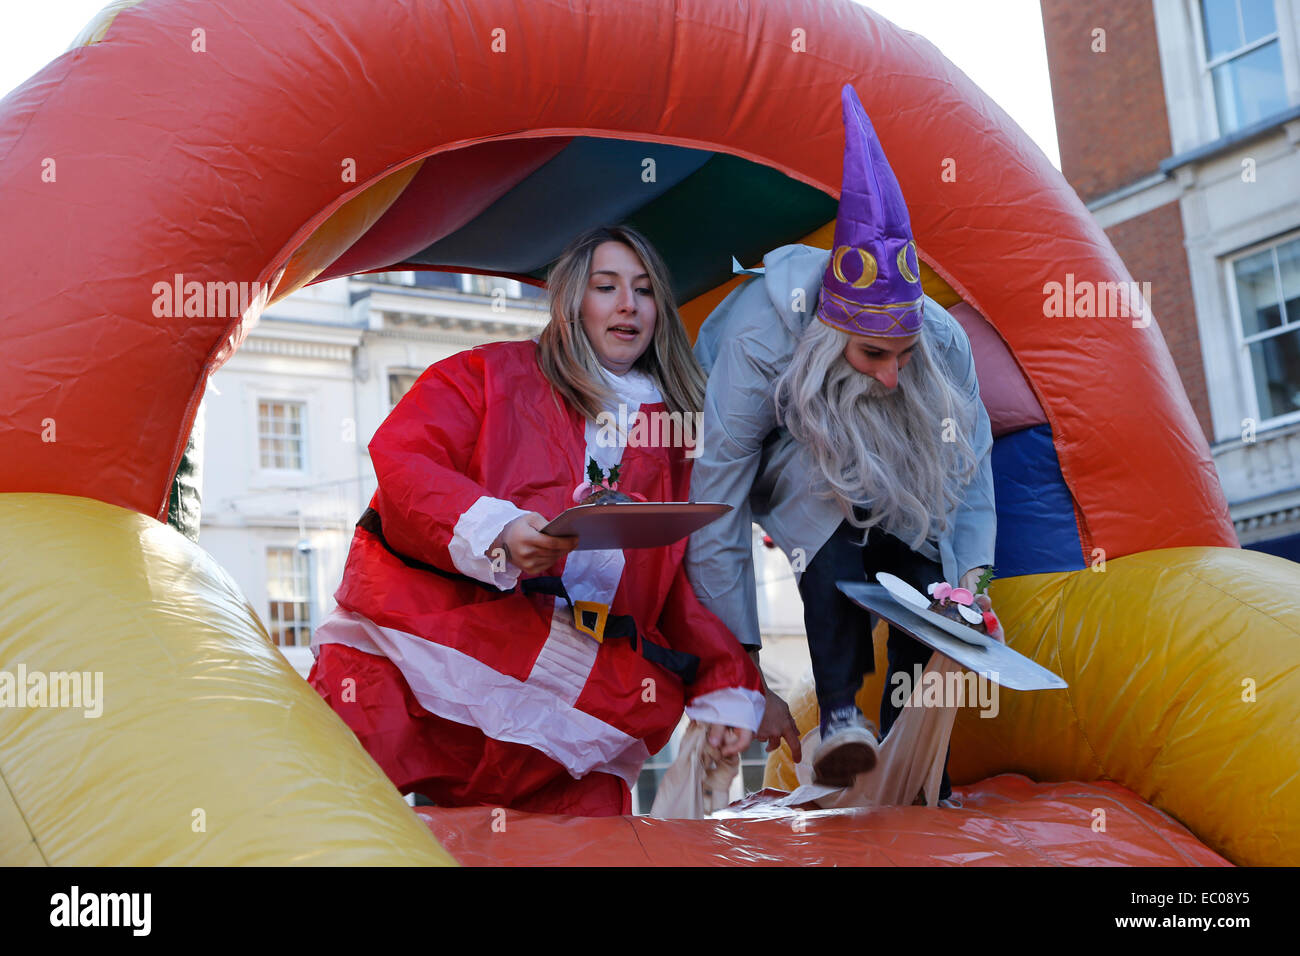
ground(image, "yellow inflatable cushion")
xmin=766 ymin=547 xmax=1300 ymax=866
xmin=0 ymin=493 xmax=454 ymax=865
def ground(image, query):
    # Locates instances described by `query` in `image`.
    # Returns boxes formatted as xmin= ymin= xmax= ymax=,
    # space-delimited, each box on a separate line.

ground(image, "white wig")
xmin=773 ymin=317 xmax=979 ymax=550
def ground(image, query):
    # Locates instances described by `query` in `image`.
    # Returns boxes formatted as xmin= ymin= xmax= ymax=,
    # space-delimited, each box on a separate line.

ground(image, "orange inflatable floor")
xmin=416 ymin=774 xmax=1230 ymax=866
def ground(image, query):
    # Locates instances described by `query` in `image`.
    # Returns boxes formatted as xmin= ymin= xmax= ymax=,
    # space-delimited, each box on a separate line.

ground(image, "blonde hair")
xmin=537 ymin=226 xmax=706 ymax=420
xmin=774 ymin=317 xmax=979 ymax=550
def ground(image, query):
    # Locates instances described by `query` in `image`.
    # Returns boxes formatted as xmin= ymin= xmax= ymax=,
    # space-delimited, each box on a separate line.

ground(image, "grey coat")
xmin=686 ymin=244 xmax=996 ymax=649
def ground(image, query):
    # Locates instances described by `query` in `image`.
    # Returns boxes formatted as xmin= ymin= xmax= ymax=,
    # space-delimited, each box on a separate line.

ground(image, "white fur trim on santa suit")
xmin=685 ymin=687 xmax=765 ymax=732
xmin=312 ymin=606 xmax=651 ymax=788
xmin=527 ymin=603 xmax=600 ymax=707
xmin=448 ymin=496 xmax=531 ymax=589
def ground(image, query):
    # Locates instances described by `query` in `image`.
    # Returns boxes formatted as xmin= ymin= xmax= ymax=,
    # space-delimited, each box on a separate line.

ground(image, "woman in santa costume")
xmin=308 ymin=225 xmax=764 ymax=816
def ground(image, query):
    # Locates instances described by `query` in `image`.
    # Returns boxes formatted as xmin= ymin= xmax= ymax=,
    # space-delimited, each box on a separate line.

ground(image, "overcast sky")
xmin=0 ymin=0 xmax=1060 ymax=168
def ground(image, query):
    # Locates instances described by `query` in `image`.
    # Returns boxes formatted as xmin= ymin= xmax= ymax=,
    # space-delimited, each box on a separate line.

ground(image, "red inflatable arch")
xmin=0 ymin=0 xmax=1235 ymax=569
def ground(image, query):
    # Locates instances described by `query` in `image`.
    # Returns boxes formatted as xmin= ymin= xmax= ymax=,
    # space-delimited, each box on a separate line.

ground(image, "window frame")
xmin=386 ymin=366 xmax=425 ymax=411
xmin=255 ymin=396 xmax=309 ymax=476
xmin=265 ymin=545 xmax=314 ymax=647
xmin=1193 ymin=0 xmax=1287 ymax=137
xmin=459 ymin=273 xmax=524 ymax=298
xmin=1226 ymin=229 xmax=1300 ymax=431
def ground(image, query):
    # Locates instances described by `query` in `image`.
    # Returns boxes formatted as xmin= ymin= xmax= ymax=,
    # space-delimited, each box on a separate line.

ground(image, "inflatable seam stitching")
xmin=0 ymin=763 xmax=48 ymax=865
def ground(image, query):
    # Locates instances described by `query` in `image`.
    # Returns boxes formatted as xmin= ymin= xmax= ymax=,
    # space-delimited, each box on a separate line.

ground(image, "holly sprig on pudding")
xmin=572 ymin=458 xmax=644 ymax=505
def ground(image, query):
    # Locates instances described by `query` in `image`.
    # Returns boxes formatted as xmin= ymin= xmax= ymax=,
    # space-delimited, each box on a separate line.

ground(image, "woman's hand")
xmin=705 ymin=723 xmax=754 ymax=757
xmin=490 ymin=512 xmax=579 ymax=575
xmin=958 ymin=566 xmax=989 ymax=595
xmin=961 ymin=567 xmax=1004 ymax=644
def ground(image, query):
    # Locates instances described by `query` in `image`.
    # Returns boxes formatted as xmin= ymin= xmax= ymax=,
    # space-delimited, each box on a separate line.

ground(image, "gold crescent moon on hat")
xmin=832 ymin=245 xmax=878 ymax=289
xmin=896 ymin=241 xmax=920 ymax=284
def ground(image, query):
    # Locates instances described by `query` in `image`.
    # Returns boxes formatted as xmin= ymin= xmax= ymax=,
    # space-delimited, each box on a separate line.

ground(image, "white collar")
xmin=597 ymin=363 xmax=662 ymax=407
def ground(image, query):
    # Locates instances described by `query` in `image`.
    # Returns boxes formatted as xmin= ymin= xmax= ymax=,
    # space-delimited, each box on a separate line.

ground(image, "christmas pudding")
xmin=926 ymin=569 xmax=998 ymax=635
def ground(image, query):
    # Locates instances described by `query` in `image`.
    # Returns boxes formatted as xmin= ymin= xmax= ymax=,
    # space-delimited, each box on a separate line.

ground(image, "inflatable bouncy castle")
xmin=0 ymin=0 xmax=1295 ymax=866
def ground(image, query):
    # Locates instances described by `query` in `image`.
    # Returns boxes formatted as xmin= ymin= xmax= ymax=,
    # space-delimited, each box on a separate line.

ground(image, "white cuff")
xmin=448 ymin=496 xmax=531 ymax=589
xmin=685 ymin=687 xmax=765 ymax=732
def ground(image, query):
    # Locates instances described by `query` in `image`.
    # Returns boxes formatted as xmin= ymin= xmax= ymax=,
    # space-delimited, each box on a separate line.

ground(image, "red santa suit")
xmin=308 ymin=339 xmax=764 ymax=816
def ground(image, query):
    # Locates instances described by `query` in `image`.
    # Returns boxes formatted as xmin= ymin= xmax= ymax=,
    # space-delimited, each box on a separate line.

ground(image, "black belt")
xmin=355 ymin=507 xmax=699 ymax=684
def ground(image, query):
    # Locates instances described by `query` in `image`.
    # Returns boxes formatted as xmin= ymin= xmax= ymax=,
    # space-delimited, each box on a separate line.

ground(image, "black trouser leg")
xmin=798 ymin=517 xmax=955 ymax=800
xmin=797 ymin=521 xmax=875 ymax=716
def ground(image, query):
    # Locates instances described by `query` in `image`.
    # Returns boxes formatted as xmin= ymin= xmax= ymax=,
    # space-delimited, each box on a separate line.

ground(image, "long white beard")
xmin=776 ymin=326 xmax=978 ymax=551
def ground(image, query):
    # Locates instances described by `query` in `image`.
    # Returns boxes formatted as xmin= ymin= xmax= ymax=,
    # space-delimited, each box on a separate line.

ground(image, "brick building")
xmin=1041 ymin=0 xmax=1300 ymax=555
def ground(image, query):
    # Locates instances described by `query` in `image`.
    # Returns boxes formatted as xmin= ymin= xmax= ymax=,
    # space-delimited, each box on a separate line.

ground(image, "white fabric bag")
xmin=649 ymin=721 xmax=741 ymax=818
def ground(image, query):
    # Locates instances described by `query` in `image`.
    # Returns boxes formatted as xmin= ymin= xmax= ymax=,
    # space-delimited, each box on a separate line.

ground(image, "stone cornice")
xmin=372 ymin=306 xmax=544 ymax=339
xmin=363 ymin=323 xmax=533 ymax=347
xmin=1235 ymin=505 xmax=1300 ymax=535
xmin=201 ymin=514 xmax=354 ymax=532
xmin=239 ymin=337 xmax=355 ymax=361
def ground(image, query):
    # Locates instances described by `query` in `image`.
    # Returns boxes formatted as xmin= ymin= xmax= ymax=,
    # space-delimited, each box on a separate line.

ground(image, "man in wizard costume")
xmin=686 ymin=85 xmax=997 ymax=800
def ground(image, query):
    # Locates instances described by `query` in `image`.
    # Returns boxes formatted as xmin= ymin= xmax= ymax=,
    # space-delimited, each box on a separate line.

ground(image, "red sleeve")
xmin=368 ymin=348 xmax=499 ymax=575
xmin=658 ymin=562 xmax=763 ymax=708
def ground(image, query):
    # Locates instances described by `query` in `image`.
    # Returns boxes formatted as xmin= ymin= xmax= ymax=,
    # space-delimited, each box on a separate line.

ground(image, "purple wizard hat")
xmin=816 ymin=85 xmax=925 ymax=338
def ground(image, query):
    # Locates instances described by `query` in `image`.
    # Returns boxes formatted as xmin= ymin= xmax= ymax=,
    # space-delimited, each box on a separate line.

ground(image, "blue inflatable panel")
xmin=1245 ymin=531 xmax=1300 ymax=562
xmin=992 ymin=424 xmax=1086 ymax=577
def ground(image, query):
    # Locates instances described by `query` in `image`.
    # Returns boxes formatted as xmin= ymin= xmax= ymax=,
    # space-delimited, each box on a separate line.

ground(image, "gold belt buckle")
xmin=573 ymin=601 xmax=610 ymax=644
